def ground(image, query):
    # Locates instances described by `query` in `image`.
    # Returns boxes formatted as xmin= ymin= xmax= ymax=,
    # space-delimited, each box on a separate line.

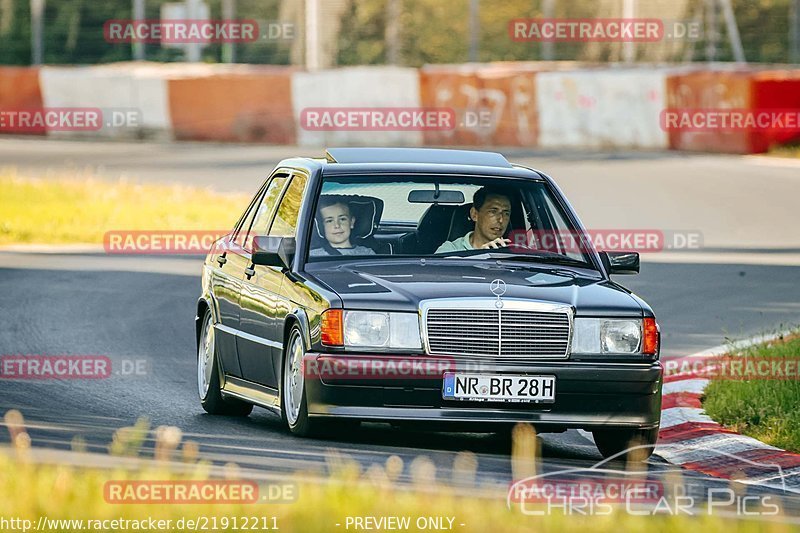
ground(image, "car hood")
xmin=306 ymin=258 xmax=646 ymax=317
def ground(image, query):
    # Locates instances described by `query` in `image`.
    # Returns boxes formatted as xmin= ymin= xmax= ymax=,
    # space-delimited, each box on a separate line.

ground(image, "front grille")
xmin=426 ymin=308 xmax=571 ymax=358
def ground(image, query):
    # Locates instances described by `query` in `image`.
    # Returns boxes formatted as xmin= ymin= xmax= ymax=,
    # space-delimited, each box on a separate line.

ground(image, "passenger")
xmin=309 ymin=196 xmax=376 ymax=257
xmin=436 ymin=186 xmax=513 ymax=253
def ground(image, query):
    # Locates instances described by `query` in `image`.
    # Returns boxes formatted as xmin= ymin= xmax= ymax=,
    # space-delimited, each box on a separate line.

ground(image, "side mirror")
xmin=252 ymin=236 xmax=295 ymax=270
xmin=600 ymin=251 xmax=639 ymax=275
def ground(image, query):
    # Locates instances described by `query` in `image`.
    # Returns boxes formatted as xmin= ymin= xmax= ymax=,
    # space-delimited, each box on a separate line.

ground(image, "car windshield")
xmin=306 ymin=174 xmax=594 ymax=268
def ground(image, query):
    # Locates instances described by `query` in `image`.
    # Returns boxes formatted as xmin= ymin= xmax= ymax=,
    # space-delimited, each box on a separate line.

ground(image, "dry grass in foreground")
xmin=0 ymin=410 xmax=793 ymax=532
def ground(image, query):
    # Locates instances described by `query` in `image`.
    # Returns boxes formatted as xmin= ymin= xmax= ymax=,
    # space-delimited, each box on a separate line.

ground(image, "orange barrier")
xmin=419 ymin=65 xmax=483 ymax=146
xmin=665 ymin=69 xmax=755 ymax=154
xmin=0 ymin=67 xmax=45 ymax=135
xmin=168 ymin=67 xmax=295 ymax=144
xmin=666 ymin=68 xmax=800 ymax=154
xmin=419 ymin=62 xmax=579 ymax=147
xmin=479 ymin=65 xmax=539 ymax=147
xmin=420 ymin=64 xmax=545 ymax=147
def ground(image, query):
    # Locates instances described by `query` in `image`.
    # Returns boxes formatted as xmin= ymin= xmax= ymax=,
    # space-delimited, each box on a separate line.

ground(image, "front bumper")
xmin=303 ymin=353 xmax=663 ymax=430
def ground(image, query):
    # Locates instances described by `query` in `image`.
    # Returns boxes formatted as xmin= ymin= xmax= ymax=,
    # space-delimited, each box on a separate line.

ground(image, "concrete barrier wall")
xmin=2 ymin=61 xmax=799 ymax=153
xmin=538 ymin=68 xmax=685 ymax=149
xmin=39 ymin=65 xmax=173 ymax=139
xmin=0 ymin=67 xmax=45 ymax=135
xmin=169 ymin=67 xmax=296 ymax=144
xmin=291 ymin=66 xmax=422 ymax=147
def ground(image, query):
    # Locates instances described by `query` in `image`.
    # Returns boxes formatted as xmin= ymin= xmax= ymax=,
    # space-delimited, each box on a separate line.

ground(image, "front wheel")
xmin=197 ymin=309 xmax=253 ymax=416
xmin=592 ymin=427 xmax=658 ymax=462
xmin=281 ymin=325 xmax=318 ymax=436
xmin=280 ymin=325 xmax=359 ymax=437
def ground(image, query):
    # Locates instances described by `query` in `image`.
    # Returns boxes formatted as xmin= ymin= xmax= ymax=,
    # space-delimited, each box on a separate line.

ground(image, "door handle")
xmin=244 ymin=265 xmax=255 ymax=280
xmin=216 ymin=253 xmax=227 ymax=267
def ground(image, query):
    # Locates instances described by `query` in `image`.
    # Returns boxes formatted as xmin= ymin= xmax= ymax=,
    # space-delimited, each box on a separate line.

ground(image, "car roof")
xmin=281 ymin=148 xmax=546 ymax=180
xmin=325 ymin=147 xmax=513 ymax=167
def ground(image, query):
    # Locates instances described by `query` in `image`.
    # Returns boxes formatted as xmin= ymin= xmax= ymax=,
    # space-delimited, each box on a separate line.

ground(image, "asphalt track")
xmin=1 ymin=138 xmax=799 ymax=518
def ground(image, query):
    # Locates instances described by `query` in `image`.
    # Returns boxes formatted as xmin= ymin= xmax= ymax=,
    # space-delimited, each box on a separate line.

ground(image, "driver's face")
xmin=471 ymin=195 xmax=511 ymax=243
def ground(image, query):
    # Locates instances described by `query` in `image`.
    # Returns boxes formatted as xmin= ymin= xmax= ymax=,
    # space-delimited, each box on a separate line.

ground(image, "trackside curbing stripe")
xmin=651 ymin=331 xmax=800 ymax=491
xmin=659 ymin=406 xmax=716 ymax=428
xmin=660 ymin=391 xmax=702 ymax=410
xmin=662 ymin=378 xmax=709 ymax=394
xmin=576 ymin=332 xmax=800 ymax=492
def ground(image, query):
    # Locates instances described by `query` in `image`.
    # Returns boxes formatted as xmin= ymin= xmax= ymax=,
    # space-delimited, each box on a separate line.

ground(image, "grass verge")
xmin=766 ymin=143 xmax=800 ymax=158
xmin=0 ymin=171 xmax=250 ymax=245
xmin=703 ymin=332 xmax=800 ymax=453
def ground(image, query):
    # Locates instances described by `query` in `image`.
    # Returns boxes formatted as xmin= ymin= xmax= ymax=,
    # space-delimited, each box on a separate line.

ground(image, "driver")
xmin=436 ymin=186 xmax=513 ymax=253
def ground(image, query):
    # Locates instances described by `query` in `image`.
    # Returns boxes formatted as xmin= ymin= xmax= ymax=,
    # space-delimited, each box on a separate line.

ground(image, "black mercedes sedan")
xmin=196 ymin=147 xmax=662 ymax=460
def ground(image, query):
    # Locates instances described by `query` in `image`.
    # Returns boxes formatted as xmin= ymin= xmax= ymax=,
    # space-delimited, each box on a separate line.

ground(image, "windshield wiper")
xmin=476 ymin=251 xmax=593 ymax=268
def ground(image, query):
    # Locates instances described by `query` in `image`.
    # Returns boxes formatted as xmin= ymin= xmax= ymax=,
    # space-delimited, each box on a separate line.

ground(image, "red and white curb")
xmin=658 ymin=333 xmax=800 ymax=493
xmin=581 ymin=332 xmax=800 ymax=493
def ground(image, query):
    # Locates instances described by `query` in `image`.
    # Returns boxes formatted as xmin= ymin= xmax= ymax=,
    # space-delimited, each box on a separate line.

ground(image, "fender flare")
xmin=195 ymin=295 xmax=220 ymax=342
xmin=285 ymin=307 xmax=313 ymax=352
xmin=195 ymin=294 xmax=234 ymax=387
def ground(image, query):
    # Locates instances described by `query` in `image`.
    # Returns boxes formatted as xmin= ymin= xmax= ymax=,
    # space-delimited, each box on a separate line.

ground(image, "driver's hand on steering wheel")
xmin=480 ymin=238 xmax=512 ymax=249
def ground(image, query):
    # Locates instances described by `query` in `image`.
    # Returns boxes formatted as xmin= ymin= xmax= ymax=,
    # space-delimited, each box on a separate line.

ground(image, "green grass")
xmin=0 ymin=412 xmax=788 ymax=532
xmin=0 ymin=171 xmax=250 ymax=245
xmin=766 ymin=143 xmax=800 ymax=158
xmin=703 ymin=333 xmax=800 ymax=453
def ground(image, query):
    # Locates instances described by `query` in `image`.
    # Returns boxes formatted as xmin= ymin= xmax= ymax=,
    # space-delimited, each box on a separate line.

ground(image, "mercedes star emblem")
xmin=490 ymin=278 xmax=506 ymax=308
xmin=490 ymin=279 xmax=507 ymax=296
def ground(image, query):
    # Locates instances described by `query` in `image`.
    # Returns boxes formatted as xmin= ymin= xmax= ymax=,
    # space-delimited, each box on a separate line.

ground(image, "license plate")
xmin=442 ymin=373 xmax=556 ymax=403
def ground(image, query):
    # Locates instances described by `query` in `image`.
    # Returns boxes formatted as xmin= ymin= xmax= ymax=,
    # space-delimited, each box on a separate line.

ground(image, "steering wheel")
xmin=503 ymin=241 xmax=535 ymax=253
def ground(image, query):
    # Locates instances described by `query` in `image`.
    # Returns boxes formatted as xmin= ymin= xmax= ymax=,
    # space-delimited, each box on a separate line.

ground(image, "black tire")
xmin=197 ymin=309 xmax=253 ymax=417
xmin=592 ymin=427 xmax=658 ymax=462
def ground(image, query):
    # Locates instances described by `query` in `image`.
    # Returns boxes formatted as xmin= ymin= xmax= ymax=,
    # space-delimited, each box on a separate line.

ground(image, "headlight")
xmin=321 ymin=310 xmax=422 ymax=350
xmin=344 ymin=311 xmax=390 ymax=347
xmin=601 ymin=320 xmax=641 ymax=353
xmin=571 ymin=318 xmax=642 ymax=354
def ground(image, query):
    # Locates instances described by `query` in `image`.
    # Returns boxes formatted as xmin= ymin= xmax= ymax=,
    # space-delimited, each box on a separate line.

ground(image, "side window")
xmin=268 ymin=174 xmax=308 ymax=237
xmin=240 ymin=175 xmax=288 ymax=250
xmin=232 ymin=180 xmax=269 ymax=248
xmin=541 ymin=193 xmax=584 ymax=261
